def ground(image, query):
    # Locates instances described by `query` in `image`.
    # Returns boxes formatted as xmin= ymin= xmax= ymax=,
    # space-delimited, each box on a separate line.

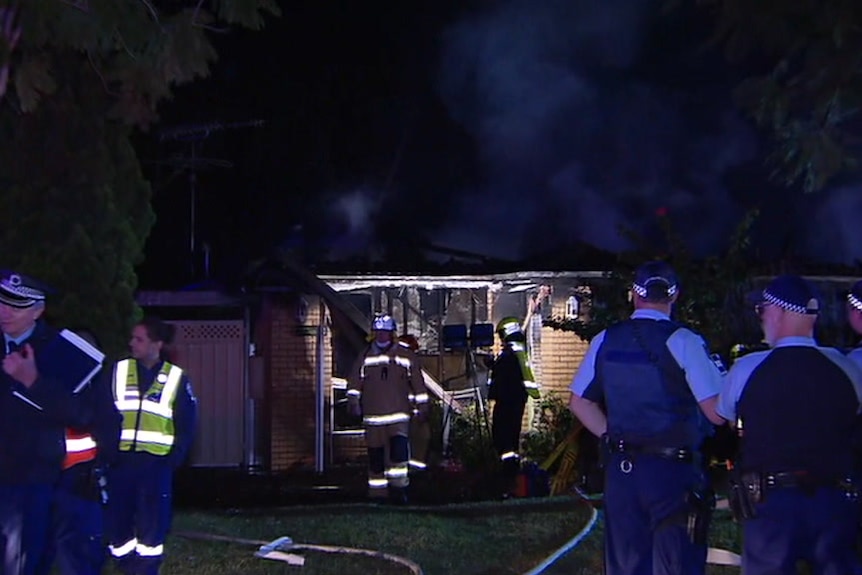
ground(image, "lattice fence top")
xmin=172 ymin=321 xmax=244 ymax=341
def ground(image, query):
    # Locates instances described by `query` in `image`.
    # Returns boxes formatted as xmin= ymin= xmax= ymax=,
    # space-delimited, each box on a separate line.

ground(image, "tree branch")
xmin=138 ymin=0 xmax=159 ymax=24
xmin=113 ymin=27 xmax=137 ymax=61
xmin=191 ymin=0 xmax=229 ymax=33
xmin=87 ymin=51 xmax=119 ymax=97
xmin=0 ymin=1 xmax=21 ymax=100
xmin=59 ymin=0 xmax=89 ymax=13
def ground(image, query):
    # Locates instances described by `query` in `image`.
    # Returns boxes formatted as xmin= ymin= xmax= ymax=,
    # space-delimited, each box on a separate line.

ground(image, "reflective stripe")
xmin=109 ymin=538 xmax=137 ymax=557
xmin=408 ymin=460 xmax=427 ymax=469
xmin=114 ymin=359 xmax=182 ymax=456
xmin=346 ymin=389 xmax=361 ymax=397
xmin=500 ymin=451 xmax=519 ymax=461
xmin=368 ymin=478 xmax=388 ymax=488
xmin=412 ymin=393 xmax=429 ymax=404
xmin=115 ymin=399 xmax=174 ymax=418
xmin=120 ymin=429 xmax=175 ymax=446
xmin=363 ymin=412 xmax=411 ymax=425
xmin=63 ymin=430 xmax=98 ymax=469
xmin=385 ymin=466 xmax=409 ymax=478
xmin=136 ymin=543 xmax=164 ymax=557
xmin=66 ymin=436 xmax=97 ymax=452
xmin=394 ymin=356 xmax=411 ymax=370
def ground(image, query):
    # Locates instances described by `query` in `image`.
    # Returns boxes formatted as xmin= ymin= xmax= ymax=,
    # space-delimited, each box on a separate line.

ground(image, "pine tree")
xmin=0 ymin=1 xmax=279 ymax=355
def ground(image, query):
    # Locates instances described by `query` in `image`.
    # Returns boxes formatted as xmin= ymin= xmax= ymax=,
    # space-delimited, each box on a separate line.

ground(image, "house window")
xmin=565 ymin=296 xmax=579 ymax=319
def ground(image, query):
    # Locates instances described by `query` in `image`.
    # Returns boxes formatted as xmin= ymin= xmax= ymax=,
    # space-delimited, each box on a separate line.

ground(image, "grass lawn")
xmin=99 ymin=497 xmax=746 ymax=575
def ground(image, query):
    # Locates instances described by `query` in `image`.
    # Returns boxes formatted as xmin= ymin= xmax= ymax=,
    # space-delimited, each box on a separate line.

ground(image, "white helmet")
xmin=372 ymin=314 xmax=396 ymax=332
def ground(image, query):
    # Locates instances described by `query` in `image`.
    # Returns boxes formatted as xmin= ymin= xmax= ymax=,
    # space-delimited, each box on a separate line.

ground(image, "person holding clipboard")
xmin=0 ymin=270 xmax=97 ymax=575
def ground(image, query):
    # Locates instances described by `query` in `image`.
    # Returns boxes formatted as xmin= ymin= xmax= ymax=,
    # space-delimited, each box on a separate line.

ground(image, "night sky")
xmin=134 ymin=0 xmax=862 ymax=289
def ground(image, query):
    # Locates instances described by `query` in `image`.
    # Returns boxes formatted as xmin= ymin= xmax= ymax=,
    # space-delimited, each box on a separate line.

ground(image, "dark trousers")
xmin=0 ymin=483 xmax=53 ymax=575
xmin=38 ymin=467 xmax=105 ymax=575
xmin=492 ymin=402 xmax=526 ymax=480
xmin=106 ymin=461 xmax=173 ymax=575
xmin=603 ymin=453 xmax=706 ymax=575
xmin=743 ymin=486 xmax=862 ymax=575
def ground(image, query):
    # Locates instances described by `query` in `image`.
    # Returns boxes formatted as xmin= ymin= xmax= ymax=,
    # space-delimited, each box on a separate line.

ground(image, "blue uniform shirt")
xmin=718 ymin=336 xmax=862 ymax=422
xmin=848 ymin=347 xmax=862 ymax=371
xmin=719 ymin=336 xmax=862 ymax=476
xmin=570 ymin=309 xmax=723 ymax=403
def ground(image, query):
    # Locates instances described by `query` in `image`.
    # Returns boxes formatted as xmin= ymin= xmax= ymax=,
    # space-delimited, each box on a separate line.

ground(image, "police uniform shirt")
xmin=718 ymin=336 xmax=862 ymax=476
xmin=717 ymin=336 xmax=862 ymax=422
xmin=848 ymin=347 xmax=862 ymax=371
xmin=570 ymin=309 xmax=723 ymax=403
xmin=4 ymin=325 xmax=35 ymax=354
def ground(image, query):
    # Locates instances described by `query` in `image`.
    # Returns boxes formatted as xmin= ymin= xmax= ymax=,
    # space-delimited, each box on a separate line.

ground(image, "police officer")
xmin=488 ymin=317 xmax=540 ymax=495
xmin=107 ymin=317 xmax=197 ymax=575
xmin=569 ymin=261 xmax=725 ymax=575
xmin=347 ymin=315 xmax=429 ymax=504
xmin=718 ymin=275 xmax=862 ymax=574
xmin=38 ymin=328 xmax=121 ymax=575
xmin=847 ymin=280 xmax=862 ymax=369
xmin=0 ymin=270 xmax=93 ymax=575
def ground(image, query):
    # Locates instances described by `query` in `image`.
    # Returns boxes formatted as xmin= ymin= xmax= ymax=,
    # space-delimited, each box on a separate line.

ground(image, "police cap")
xmin=0 ymin=270 xmax=51 ymax=308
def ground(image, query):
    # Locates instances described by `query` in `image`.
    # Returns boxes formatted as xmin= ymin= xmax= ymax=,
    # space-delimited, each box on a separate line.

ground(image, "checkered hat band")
xmin=0 ymin=276 xmax=45 ymax=302
xmin=763 ymin=290 xmax=816 ymax=315
xmin=848 ymin=293 xmax=862 ymax=312
xmin=633 ymin=278 xmax=677 ymax=298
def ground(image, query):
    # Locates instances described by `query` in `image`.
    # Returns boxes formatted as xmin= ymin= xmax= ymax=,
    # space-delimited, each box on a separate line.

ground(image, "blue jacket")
xmin=0 ymin=321 xmax=92 ymax=484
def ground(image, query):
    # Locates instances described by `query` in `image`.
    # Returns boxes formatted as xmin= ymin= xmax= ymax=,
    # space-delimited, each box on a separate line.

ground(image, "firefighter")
xmin=106 ymin=317 xmax=197 ymax=575
xmin=348 ymin=315 xmax=429 ymax=504
xmin=38 ymin=328 xmax=121 ymax=575
xmin=488 ymin=317 xmax=540 ymax=494
xmin=0 ymin=270 xmax=93 ymax=575
xmin=719 ymin=275 xmax=862 ymax=574
xmin=569 ymin=261 xmax=725 ymax=575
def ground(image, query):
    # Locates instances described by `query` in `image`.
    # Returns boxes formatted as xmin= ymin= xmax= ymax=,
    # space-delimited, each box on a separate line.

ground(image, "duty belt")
xmin=606 ymin=438 xmax=693 ymax=462
xmin=754 ymin=470 xmax=852 ymax=491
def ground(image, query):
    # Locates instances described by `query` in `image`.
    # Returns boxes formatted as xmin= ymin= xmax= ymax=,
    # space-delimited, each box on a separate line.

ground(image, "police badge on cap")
xmin=0 ymin=271 xmax=49 ymax=308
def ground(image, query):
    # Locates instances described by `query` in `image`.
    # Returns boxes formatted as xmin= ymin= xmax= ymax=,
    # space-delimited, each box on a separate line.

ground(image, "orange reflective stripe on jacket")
xmin=63 ymin=428 xmax=98 ymax=470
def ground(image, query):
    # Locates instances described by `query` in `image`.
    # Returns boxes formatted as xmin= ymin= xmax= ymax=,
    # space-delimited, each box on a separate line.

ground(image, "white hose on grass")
xmin=176 ymin=530 xmax=424 ymax=574
xmin=521 ymin=503 xmax=600 ymax=575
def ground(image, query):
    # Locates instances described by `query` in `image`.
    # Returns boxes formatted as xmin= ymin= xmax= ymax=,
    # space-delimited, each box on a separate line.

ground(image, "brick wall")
xmin=537 ymin=295 xmax=590 ymax=398
xmin=267 ymin=294 xmax=333 ymax=471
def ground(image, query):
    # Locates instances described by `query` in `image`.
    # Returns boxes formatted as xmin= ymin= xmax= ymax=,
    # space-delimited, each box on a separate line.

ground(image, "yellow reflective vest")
xmin=114 ymin=359 xmax=183 ymax=456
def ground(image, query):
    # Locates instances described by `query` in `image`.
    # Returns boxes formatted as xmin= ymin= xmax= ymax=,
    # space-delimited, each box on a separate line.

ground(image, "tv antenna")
xmin=155 ymin=119 xmax=265 ymax=277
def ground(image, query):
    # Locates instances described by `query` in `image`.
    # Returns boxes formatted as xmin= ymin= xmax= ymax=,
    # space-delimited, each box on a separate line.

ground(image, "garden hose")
xmin=176 ymin=530 xmax=424 ymax=574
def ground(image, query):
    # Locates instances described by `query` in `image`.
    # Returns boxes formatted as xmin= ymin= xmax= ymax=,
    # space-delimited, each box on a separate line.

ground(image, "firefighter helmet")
xmin=372 ymin=314 xmax=396 ymax=332
xmin=496 ymin=317 xmax=523 ymax=341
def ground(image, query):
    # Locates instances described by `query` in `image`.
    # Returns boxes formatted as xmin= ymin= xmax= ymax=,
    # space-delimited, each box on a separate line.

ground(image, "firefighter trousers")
xmin=365 ymin=421 xmax=410 ymax=499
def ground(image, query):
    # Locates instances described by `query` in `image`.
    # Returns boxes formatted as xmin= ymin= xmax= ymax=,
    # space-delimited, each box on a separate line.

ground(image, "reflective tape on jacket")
xmin=63 ymin=429 xmax=98 ymax=470
xmin=114 ymin=359 xmax=182 ymax=456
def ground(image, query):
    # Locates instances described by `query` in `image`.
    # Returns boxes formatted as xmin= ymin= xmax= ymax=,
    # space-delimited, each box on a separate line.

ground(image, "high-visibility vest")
xmin=63 ymin=428 xmax=98 ymax=469
xmin=114 ymin=359 xmax=183 ymax=456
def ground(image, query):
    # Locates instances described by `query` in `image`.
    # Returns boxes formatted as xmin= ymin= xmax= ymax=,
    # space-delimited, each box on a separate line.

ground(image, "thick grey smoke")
xmin=434 ymin=0 xmax=860 ymax=265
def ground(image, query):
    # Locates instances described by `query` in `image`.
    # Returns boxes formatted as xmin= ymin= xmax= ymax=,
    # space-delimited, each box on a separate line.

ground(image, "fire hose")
xmin=176 ymin=530 xmax=424 ymax=574
xmin=516 ymin=488 xmax=741 ymax=574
